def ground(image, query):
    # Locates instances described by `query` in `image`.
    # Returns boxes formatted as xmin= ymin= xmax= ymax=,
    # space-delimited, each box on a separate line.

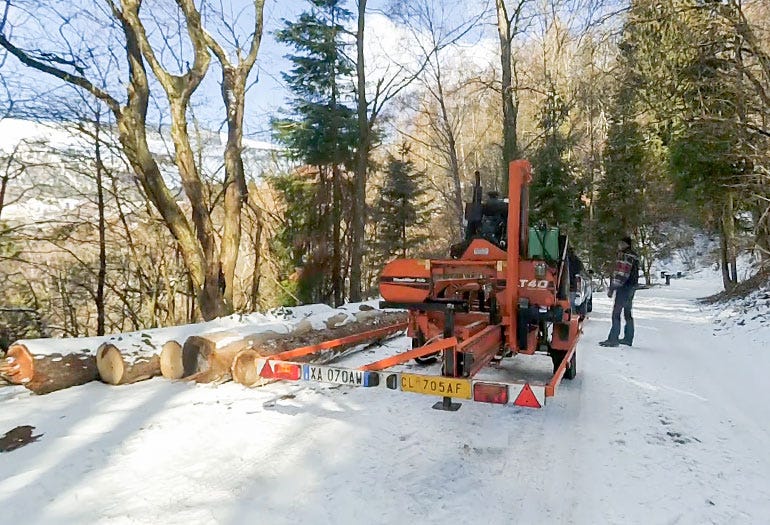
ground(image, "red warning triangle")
xmin=259 ymin=360 xmax=274 ymax=379
xmin=513 ymin=383 xmax=542 ymax=408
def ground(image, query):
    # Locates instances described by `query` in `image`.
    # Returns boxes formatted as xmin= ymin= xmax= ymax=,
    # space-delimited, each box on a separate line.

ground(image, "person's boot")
xmin=618 ymin=338 xmax=633 ymax=347
xmin=599 ymin=339 xmax=619 ymax=347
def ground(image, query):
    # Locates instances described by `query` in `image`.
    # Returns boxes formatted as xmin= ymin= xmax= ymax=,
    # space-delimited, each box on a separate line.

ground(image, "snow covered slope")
xmin=1 ymin=273 xmax=769 ymax=524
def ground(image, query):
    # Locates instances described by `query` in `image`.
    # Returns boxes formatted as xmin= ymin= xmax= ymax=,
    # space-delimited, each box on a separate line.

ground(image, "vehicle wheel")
xmin=578 ymin=301 xmax=587 ymax=320
xmin=564 ymin=352 xmax=577 ymax=380
xmin=587 ymin=297 xmax=593 ymax=313
xmin=550 ymin=350 xmax=577 ymax=379
xmin=550 ymin=350 xmax=564 ymax=373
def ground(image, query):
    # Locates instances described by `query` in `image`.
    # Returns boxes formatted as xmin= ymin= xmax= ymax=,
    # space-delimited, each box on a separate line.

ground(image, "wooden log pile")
xmin=0 ymin=306 xmax=407 ymax=395
xmin=231 ymin=311 xmax=407 ymax=387
xmin=0 ymin=343 xmax=98 ymax=395
xmin=96 ymin=342 xmax=162 ymax=386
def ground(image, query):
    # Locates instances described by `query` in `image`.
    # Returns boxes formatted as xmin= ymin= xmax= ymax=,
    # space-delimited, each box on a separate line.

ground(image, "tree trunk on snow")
xmin=231 ymin=311 xmax=407 ymax=387
xmin=94 ymin=111 xmax=108 ymax=336
xmin=232 ymin=349 xmax=273 ymax=387
xmin=496 ymin=0 xmax=519 ymax=192
xmin=349 ymin=0 xmax=369 ymax=304
xmin=0 ymin=344 xmax=97 ymax=395
xmin=434 ymin=59 xmax=465 ymax=235
xmin=721 ymin=196 xmax=738 ymax=290
xmin=96 ymin=343 xmax=161 ymax=385
xmin=181 ymin=330 xmax=282 ymax=383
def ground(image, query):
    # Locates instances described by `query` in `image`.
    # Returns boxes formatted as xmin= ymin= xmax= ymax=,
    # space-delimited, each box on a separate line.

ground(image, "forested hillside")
xmin=1 ymin=0 xmax=768 ymax=345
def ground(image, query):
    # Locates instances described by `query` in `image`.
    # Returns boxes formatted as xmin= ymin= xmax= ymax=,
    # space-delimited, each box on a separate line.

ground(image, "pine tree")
xmin=619 ymin=0 xmax=769 ymax=287
xmin=594 ymin=16 xmax=675 ymax=283
xmin=592 ymin=35 xmax=647 ymax=271
xmin=372 ymin=143 xmax=434 ymax=262
xmin=665 ymin=3 xmax=754 ymax=287
xmin=272 ymin=0 xmax=358 ymax=306
xmin=530 ymin=83 xmax=583 ymax=232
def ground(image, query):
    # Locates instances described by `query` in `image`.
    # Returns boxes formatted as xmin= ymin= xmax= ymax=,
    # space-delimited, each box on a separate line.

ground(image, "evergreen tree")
xmin=620 ymin=0 xmax=768 ymax=287
xmin=594 ymin=79 xmax=646 ymax=271
xmin=530 ymin=83 xmax=582 ymax=232
xmin=371 ymin=143 xmax=434 ymax=262
xmin=594 ymin=16 xmax=675 ymax=283
xmin=666 ymin=3 xmax=755 ymax=287
xmin=272 ymin=0 xmax=358 ymax=306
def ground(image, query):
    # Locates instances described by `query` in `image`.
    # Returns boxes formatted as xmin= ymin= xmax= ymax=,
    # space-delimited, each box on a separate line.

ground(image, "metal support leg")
xmin=433 ymin=304 xmax=461 ymax=411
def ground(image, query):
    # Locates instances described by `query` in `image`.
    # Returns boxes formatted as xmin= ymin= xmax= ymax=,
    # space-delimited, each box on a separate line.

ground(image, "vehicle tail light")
xmin=273 ymin=362 xmax=301 ymax=380
xmin=260 ymin=360 xmax=301 ymax=380
xmin=473 ymin=382 xmax=509 ymax=404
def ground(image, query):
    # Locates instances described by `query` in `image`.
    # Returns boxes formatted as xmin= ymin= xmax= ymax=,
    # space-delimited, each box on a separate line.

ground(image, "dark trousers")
xmin=608 ymin=287 xmax=635 ymax=343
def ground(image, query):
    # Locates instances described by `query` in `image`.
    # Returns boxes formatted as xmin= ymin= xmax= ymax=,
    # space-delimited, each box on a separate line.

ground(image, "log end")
xmin=160 ymin=340 xmax=184 ymax=379
xmin=96 ymin=343 xmax=125 ymax=385
xmin=0 ymin=344 xmax=34 ymax=386
xmin=232 ymin=349 xmax=270 ymax=388
xmin=182 ymin=336 xmax=213 ymax=378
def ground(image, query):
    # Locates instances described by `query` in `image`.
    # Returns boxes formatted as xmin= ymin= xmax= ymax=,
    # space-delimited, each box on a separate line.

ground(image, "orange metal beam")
xmin=545 ymin=340 xmax=578 ymax=397
xmin=358 ymin=337 xmax=457 ymax=371
xmin=457 ymin=320 xmax=488 ymax=341
xmin=458 ymin=325 xmax=504 ymax=377
xmin=270 ymin=322 xmax=408 ymax=361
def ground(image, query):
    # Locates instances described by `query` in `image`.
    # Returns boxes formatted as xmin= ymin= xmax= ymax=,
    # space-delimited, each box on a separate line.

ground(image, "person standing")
xmin=600 ymin=235 xmax=639 ymax=347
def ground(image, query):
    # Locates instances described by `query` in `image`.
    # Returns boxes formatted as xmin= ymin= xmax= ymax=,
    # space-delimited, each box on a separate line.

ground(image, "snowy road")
xmin=1 ymin=275 xmax=769 ymax=524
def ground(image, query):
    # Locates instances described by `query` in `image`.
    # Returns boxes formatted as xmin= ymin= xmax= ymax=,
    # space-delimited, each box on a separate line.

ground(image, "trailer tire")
xmin=578 ymin=301 xmax=587 ymax=320
xmin=564 ymin=352 xmax=577 ymax=380
xmin=551 ymin=350 xmax=577 ymax=380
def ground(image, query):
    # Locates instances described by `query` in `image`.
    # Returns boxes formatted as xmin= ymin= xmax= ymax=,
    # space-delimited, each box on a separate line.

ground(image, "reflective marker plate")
xmin=304 ymin=365 xmax=376 ymax=387
xmin=400 ymin=373 xmax=471 ymax=399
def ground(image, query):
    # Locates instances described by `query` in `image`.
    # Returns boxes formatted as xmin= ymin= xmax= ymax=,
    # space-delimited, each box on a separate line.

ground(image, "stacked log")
xmin=96 ymin=342 xmax=162 ymax=386
xmin=0 ymin=343 xmax=98 ymax=395
xmin=231 ymin=311 xmax=407 ymax=387
xmin=159 ymin=340 xmax=185 ymax=379
xmin=173 ymin=310 xmax=368 ymax=384
xmin=180 ymin=331 xmax=282 ymax=384
xmin=0 ymin=305 xmax=405 ymax=394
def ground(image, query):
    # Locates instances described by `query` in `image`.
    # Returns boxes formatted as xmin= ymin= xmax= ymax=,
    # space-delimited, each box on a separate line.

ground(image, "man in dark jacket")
xmin=599 ymin=235 xmax=639 ymax=347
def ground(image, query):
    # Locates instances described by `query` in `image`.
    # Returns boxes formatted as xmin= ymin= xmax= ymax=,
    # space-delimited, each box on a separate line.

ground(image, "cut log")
xmin=231 ymin=349 xmax=273 ymax=388
xmin=96 ymin=343 xmax=161 ymax=386
xmin=0 ymin=343 xmax=97 ymax=395
xmin=231 ymin=311 xmax=407 ymax=388
xmin=160 ymin=340 xmax=184 ymax=379
xmin=182 ymin=331 xmax=282 ymax=384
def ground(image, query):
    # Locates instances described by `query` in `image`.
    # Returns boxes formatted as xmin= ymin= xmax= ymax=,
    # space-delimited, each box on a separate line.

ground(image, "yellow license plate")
xmin=400 ymin=374 xmax=471 ymax=399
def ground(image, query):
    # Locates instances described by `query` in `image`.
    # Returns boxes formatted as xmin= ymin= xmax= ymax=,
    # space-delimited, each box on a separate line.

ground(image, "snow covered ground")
xmin=1 ymin=271 xmax=769 ymax=524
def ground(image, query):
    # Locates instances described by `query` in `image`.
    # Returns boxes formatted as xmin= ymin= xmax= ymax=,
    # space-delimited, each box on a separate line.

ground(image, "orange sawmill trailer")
xmin=252 ymin=160 xmax=582 ymax=409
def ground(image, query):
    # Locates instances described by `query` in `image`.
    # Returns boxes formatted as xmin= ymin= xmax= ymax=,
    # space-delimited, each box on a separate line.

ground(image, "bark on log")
xmin=182 ymin=330 xmax=282 ymax=384
xmin=231 ymin=311 xmax=407 ymax=387
xmin=0 ymin=343 xmax=98 ymax=395
xmin=96 ymin=343 xmax=161 ymax=386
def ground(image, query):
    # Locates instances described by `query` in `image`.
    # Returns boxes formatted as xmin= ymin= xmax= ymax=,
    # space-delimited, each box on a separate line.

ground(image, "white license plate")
xmin=304 ymin=365 xmax=368 ymax=386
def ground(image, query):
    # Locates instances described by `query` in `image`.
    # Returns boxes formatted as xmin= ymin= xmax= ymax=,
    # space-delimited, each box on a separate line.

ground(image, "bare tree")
xmin=496 ymin=0 xmax=529 ymax=190
xmin=0 ymin=0 xmax=265 ymax=320
xmin=200 ymin=0 xmax=265 ymax=309
xmin=348 ymin=0 xmax=488 ymax=300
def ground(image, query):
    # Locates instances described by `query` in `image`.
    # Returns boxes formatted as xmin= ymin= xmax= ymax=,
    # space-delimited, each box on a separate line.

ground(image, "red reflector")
xmin=258 ymin=360 xmax=274 ymax=379
xmin=272 ymin=362 xmax=301 ymax=381
xmin=513 ymin=383 xmax=542 ymax=408
xmin=473 ymin=382 xmax=509 ymax=404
